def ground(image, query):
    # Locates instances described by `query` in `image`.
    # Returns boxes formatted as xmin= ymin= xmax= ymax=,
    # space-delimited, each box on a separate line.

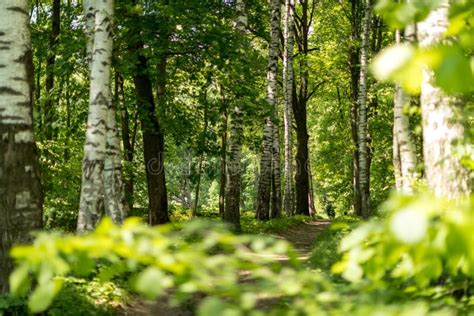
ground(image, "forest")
xmin=0 ymin=0 xmax=472 ymax=315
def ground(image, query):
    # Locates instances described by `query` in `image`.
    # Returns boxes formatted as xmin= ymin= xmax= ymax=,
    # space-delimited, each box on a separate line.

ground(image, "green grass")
xmin=308 ymin=219 xmax=356 ymax=276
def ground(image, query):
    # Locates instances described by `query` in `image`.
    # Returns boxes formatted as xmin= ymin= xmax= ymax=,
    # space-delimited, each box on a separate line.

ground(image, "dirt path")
xmin=274 ymin=220 xmax=331 ymax=259
xmin=119 ymin=220 xmax=331 ymax=315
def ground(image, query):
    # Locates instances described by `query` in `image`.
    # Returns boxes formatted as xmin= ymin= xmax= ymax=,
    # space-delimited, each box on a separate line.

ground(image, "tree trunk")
xmin=132 ymin=51 xmax=170 ymax=225
xmin=193 ymin=96 xmax=209 ymax=218
xmin=357 ymin=0 xmax=371 ymax=219
xmin=271 ymin=121 xmax=282 ymax=218
xmin=256 ymin=0 xmax=280 ymax=220
xmin=393 ymin=31 xmax=418 ymax=193
xmin=292 ymin=0 xmax=311 ymax=216
xmin=256 ymin=118 xmax=273 ymax=220
xmin=418 ymin=0 xmax=471 ymax=197
xmin=219 ymin=85 xmax=227 ymax=217
xmin=0 ymin=0 xmax=43 ymax=293
xmin=77 ymin=0 xmax=122 ymax=233
xmin=115 ymin=72 xmax=135 ymax=213
xmin=349 ymin=0 xmax=362 ymax=216
xmin=283 ymin=0 xmax=295 ymax=216
xmin=224 ymin=0 xmax=247 ymax=231
xmin=224 ymin=105 xmax=243 ymax=231
xmin=43 ymin=0 xmax=60 ymax=140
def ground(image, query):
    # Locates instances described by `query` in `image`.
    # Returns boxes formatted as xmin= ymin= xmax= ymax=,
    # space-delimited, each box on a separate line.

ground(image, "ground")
xmin=119 ymin=220 xmax=331 ymax=315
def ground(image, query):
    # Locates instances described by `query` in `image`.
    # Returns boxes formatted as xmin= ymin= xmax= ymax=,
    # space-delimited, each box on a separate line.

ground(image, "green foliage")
xmin=333 ymin=193 xmax=474 ymax=307
xmin=240 ymin=213 xmax=313 ymax=234
xmin=373 ymin=0 xmax=474 ymax=94
xmin=309 ymin=221 xmax=354 ymax=275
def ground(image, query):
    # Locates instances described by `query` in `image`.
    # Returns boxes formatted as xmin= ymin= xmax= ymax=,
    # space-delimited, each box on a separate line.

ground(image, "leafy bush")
xmin=333 ymin=193 xmax=474 ymax=307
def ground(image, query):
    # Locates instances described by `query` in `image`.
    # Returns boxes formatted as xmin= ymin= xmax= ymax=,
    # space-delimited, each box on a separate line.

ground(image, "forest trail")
xmin=274 ymin=220 xmax=331 ymax=260
xmin=120 ymin=220 xmax=331 ymax=315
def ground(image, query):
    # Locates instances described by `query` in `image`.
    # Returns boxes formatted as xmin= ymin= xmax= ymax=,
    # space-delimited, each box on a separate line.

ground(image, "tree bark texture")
xmin=283 ymin=0 xmax=295 ymax=216
xmin=357 ymin=0 xmax=371 ymax=219
xmin=78 ymin=0 xmax=124 ymax=233
xmin=349 ymin=0 xmax=362 ymax=216
xmin=43 ymin=0 xmax=60 ymax=140
xmin=393 ymin=30 xmax=418 ymax=193
xmin=0 ymin=0 xmax=43 ymax=293
xmin=223 ymin=0 xmax=247 ymax=231
xmin=418 ymin=0 xmax=471 ymax=197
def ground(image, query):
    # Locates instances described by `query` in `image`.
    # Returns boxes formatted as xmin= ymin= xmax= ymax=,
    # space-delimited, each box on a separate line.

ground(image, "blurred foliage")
xmin=9 ymin=195 xmax=474 ymax=315
xmin=334 ymin=193 xmax=474 ymax=310
xmin=373 ymin=0 xmax=474 ymax=94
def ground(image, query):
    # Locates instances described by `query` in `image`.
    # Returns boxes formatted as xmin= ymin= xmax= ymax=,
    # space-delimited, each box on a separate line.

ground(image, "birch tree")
xmin=418 ymin=0 xmax=471 ymax=197
xmin=357 ymin=0 xmax=371 ymax=219
xmin=393 ymin=26 xmax=418 ymax=193
xmin=256 ymin=0 xmax=281 ymax=220
xmin=0 ymin=0 xmax=43 ymax=293
xmin=78 ymin=0 xmax=124 ymax=233
xmin=283 ymin=0 xmax=295 ymax=216
xmin=224 ymin=0 xmax=247 ymax=231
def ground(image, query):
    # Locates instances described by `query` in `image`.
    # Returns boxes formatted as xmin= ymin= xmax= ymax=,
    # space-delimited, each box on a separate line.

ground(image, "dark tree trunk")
xmin=291 ymin=0 xmax=312 ymax=216
xmin=115 ymin=72 xmax=135 ymax=214
xmin=293 ymin=105 xmax=310 ymax=216
xmin=131 ymin=49 xmax=170 ymax=225
xmin=44 ymin=0 xmax=60 ymax=139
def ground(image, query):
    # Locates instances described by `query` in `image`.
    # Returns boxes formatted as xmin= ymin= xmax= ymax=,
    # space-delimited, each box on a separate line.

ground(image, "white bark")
xmin=257 ymin=0 xmax=281 ymax=219
xmin=418 ymin=0 xmax=471 ymax=197
xmin=0 ymin=0 xmax=43 ymax=293
xmin=283 ymin=0 xmax=295 ymax=215
xmin=393 ymin=29 xmax=418 ymax=193
xmin=357 ymin=0 xmax=371 ymax=219
xmin=224 ymin=0 xmax=247 ymax=231
xmin=78 ymin=0 xmax=123 ymax=233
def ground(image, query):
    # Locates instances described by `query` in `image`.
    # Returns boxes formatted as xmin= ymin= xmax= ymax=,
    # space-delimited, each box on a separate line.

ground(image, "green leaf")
xmin=28 ymin=279 xmax=63 ymax=313
xmin=134 ymin=267 xmax=173 ymax=299
xmin=197 ymin=297 xmax=228 ymax=316
xmin=433 ymin=46 xmax=474 ymax=94
xmin=9 ymin=264 xmax=31 ymax=296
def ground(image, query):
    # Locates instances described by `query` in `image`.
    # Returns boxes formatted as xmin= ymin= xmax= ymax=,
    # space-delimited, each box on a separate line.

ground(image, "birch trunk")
xmin=224 ymin=104 xmax=243 ymax=231
xmin=257 ymin=0 xmax=281 ymax=220
xmin=219 ymin=85 xmax=227 ymax=217
xmin=224 ymin=0 xmax=247 ymax=231
xmin=283 ymin=0 xmax=295 ymax=216
xmin=78 ymin=0 xmax=124 ymax=233
xmin=418 ymin=0 xmax=471 ymax=197
xmin=357 ymin=0 xmax=371 ymax=219
xmin=271 ymin=120 xmax=282 ymax=218
xmin=269 ymin=0 xmax=282 ymax=219
xmin=393 ymin=23 xmax=418 ymax=193
xmin=0 ymin=0 xmax=43 ymax=293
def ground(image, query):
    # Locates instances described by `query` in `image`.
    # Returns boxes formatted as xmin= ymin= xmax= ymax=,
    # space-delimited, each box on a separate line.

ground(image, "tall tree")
xmin=0 ymin=0 xmax=43 ymax=293
xmin=43 ymin=0 xmax=60 ymax=139
xmin=357 ymin=0 xmax=371 ymax=219
xmin=127 ymin=0 xmax=171 ymax=225
xmin=78 ymin=0 xmax=124 ymax=233
xmin=224 ymin=0 xmax=247 ymax=231
xmin=418 ymin=0 xmax=471 ymax=197
xmin=256 ymin=0 xmax=281 ymax=220
xmin=283 ymin=0 xmax=295 ymax=216
xmin=348 ymin=0 xmax=362 ymax=216
xmin=292 ymin=0 xmax=312 ymax=216
xmin=219 ymin=85 xmax=228 ymax=217
xmin=393 ymin=26 xmax=418 ymax=193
